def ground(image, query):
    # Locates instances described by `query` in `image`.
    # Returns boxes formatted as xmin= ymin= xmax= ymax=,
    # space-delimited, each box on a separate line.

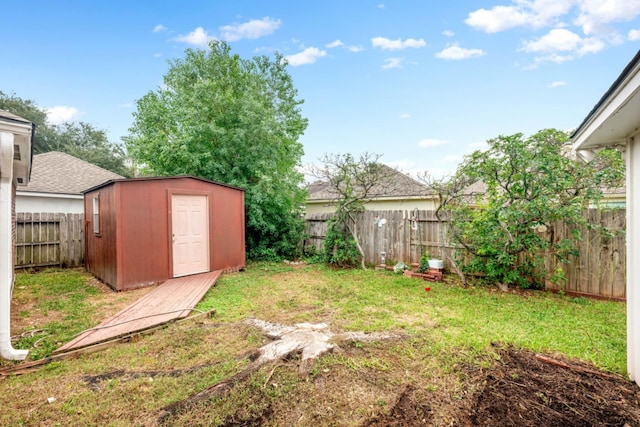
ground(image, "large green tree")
xmin=126 ymin=41 xmax=308 ymax=259
xmin=0 ymin=91 xmax=131 ymax=176
xmin=429 ymin=128 xmax=624 ymax=288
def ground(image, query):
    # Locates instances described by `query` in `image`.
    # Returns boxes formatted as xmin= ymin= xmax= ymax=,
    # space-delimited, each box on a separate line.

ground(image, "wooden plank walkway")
xmin=55 ymin=270 xmax=222 ymax=353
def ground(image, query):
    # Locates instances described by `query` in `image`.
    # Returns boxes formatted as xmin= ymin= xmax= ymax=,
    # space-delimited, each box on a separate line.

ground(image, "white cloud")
xmin=521 ymin=28 xmax=582 ymax=52
xmin=153 ymin=24 xmax=167 ymax=33
xmin=253 ymin=46 xmax=276 ymax=54
xmin=153 ymin=52 xmax=162 ymax=58
xmin=173 ymin=27 xmax=215 ymax=47
xmin=46 ymin=106 xmax=81 ymax=125
xmin=465 ymin=5 xmax=531 ymax=33
xmin=466 ymin=0 xmax=574 ymax=33
xmin=399 ymin=113 xmax=411 ymax=119
xmin=371 ymin=36 xmax=427 ymax=50
xmin=435 ymin=44 xmax=486 ymax=60
xmin=466 ymin=0 xmax=640 ymax=38
xmin=346 ymin=45 xmax=365 ymax=53
xmin=377 ymin=4 xmax=385 ymax=8
xmin=326 ymin=39 xmax=364 ymax=52
xmin=577 ymin=36 xmax=605 ymax=54
xmin=520 ymin=28 xmax=605 ymax=64
xmin=219 ymin=17 xmax=281 ymax=41
xmin=630 ymin=29 xmax=640 ymax=40
xmin=575 ymin=0 xmax=640 ymax=35
xmin=418 ymin=138 xmax=449 ymax=148
xmin=285 ymin=47 xmax=327 ymax=66
xmin=442 ymin=30 xmax=455 ymax=37
xmin=119 ymin=102 xmax=134 ymax=108
xmin=549 ymin=80 xmax=567 ymax=87
xmin=382 ymin=58 xmax=404 ymax=69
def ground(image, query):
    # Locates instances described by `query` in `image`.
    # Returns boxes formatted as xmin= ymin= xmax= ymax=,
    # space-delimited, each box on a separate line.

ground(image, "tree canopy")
xmin=427 ymin=128 xmax=625 ymax=288
xmin=0 ymin=91 xmax=131 ymax=176
xmin=126 ymin=41 xmax=308 ymax=259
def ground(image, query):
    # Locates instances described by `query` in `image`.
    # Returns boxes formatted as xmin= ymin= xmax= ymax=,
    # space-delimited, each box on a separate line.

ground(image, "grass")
xmin=11 ymin=268 xmax=101 ymax=360
xmin=0 ymin=262 xmax=627 ymax=426
xmin=202 ymin=263 xmax=625 ymax=373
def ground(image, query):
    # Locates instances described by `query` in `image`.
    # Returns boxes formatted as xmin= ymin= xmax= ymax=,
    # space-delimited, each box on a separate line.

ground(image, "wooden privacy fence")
xmin=305 ymin=209 xmax=626 ymax=300
xmin=15 ymin=213 xmax=84 ymax=269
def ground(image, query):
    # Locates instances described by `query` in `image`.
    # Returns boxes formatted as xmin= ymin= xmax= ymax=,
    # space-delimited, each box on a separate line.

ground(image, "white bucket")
xmin=428 ymin=259 xmax=443 ymax=269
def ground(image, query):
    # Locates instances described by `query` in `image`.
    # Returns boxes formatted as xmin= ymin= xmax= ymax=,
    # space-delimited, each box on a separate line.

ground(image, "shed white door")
xmin=171 ymin=195 xmax=210 ymax=277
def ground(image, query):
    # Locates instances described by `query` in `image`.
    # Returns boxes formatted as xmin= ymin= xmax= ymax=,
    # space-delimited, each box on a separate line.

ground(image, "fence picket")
xmin=15 ymin=213 xmax=84 ymax=269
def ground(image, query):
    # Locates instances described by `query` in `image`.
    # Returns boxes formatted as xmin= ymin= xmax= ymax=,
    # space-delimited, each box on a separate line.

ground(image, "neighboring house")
xmin=306 ymin=165 xmax=436 ymax=215
xmin=16 ymin=151 xmax=123 ymax=214
xmin=601 ymin=186 xmax=626 ymax=208
xmin=0 ymin=109 xmax=33 ymax=361
xmin=571 ymin=49 xmax=640 ymax=383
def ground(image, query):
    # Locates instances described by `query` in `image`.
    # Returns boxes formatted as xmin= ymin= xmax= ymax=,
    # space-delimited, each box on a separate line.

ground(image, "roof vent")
xmin=13 ymin=144 xmax=20 ymax=161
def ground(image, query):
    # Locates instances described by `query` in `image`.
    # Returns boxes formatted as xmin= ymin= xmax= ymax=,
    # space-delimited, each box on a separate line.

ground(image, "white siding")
xmin=306 ymin=197 xmax=438 ymax=215
xmin=15 ymin=193 xmax=84 ymax=214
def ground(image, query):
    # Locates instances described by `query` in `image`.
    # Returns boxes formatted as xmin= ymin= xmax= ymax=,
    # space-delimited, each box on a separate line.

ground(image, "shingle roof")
xmin=0 ymin=109 xmax=31 ymax=124
xmin=18 ymin=151 xmax=123 ymax=195
xmin=308 ymin=164 xmax=430 ymax=201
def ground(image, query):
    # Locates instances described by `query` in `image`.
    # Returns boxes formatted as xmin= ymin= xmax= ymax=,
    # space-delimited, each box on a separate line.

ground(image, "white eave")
xmin=0 ymin=113 xmax=33 ymax=185
xmin=15 ymin=190 xmax=83 ymax=200
xmin=573 ymin=50 xmax=640 ymax=150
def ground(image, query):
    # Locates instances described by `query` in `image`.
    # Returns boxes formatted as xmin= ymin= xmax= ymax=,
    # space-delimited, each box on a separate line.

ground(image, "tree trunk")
xmin=346 ymin=221 xmax=366 ymax=270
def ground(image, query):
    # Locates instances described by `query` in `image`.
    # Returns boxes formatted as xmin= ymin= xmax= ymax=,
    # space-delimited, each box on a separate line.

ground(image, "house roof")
xmin=18 ymin=151 xmax=123 ymax=195
xmin=308 ymin=164 xmax=430 ymax=202
xmin=572 ymin=49 xmax=640 ymax=150
xmin=0 ymin=109 xmax=32 ymax=125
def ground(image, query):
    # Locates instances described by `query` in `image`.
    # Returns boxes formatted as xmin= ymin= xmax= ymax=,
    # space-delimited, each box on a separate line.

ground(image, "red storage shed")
xmin=83 ymin=176 xmax=245 ymax=291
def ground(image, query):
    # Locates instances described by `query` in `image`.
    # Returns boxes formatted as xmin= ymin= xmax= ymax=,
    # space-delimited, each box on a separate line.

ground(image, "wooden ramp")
xmin=55 ymin=270 xmax=221 ymax=353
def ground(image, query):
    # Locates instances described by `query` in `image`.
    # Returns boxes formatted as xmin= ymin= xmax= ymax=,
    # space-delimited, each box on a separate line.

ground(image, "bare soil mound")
xmin=463 ymin=348 xmax=640 ymax=426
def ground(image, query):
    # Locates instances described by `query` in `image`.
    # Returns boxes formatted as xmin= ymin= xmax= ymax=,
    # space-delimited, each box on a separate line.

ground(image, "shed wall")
xmin=118 ymin=179 xmax=173 ymax=288
xmin=84 ymin=184 xmax=118 ymax=287
xmin=209 ymin=183 xmax=245 ymax=271
xmin=85 ymin=177 xmax=245 ymax=290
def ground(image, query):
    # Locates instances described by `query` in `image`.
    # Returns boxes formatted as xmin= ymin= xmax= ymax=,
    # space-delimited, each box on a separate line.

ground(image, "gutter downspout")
xmin=0 ymin=131 xmax=28 ymax=360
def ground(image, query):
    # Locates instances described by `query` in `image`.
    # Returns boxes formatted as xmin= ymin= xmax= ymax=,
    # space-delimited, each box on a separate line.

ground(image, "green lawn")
xmin=0 ymin=262 xmax=627 ymax=426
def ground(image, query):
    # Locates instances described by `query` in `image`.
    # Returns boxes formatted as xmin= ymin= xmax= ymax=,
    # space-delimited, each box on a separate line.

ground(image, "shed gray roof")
xmin=308 ymin=164 xmax=430 ymax=201
xmin=18 ymin=151 xmax=123 ymax=195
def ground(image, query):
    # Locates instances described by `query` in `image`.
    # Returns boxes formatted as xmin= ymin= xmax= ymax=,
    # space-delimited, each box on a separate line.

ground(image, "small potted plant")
xmin=418 ymin=253 xmax=430 ymax=274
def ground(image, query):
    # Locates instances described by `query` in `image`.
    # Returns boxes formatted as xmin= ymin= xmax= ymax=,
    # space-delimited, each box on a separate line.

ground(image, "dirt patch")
xmin=462 ymin=347 xmax=640 ymax=426
xmin=145 ymin=335 xmax=640 ymax=426
xmin=364 ymin=385 xmax=433 ymax=426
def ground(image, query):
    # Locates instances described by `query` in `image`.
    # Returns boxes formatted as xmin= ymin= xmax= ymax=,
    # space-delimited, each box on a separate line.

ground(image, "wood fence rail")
xmin=15 ymin=213 xmax=84 ymax=269
xmin=304 ymin=209 xmax=626 ymax=300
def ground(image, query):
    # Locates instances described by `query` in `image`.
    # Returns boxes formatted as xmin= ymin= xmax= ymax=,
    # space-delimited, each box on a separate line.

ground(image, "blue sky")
xmin=2 ymin=1 xmax=640 ymax=179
